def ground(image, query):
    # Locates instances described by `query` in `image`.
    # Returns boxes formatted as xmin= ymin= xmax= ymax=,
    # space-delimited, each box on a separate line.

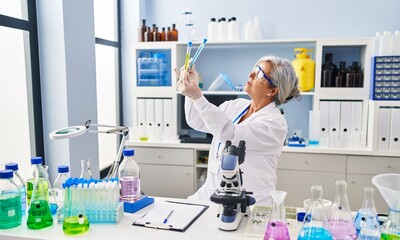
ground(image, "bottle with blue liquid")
xmin=298 ymin=185 xmax=333 ymax=240
xmin=354 ymin=187 xmax=380 ymax=240
xmin=5 ymin=163 xmax=26 ymax=215
xmin=0 ymin=170 xmax=22 ymax=229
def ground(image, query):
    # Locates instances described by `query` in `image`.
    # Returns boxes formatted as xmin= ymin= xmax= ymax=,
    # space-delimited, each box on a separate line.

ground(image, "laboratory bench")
xmin=125 ymin=140 xmax=400 ymax=214
xmin=0 ymin=198 xmax=247 ymax=240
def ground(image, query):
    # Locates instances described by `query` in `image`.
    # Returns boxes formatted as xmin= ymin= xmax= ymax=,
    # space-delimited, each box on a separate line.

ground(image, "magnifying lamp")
xmin=49 ymin=120 xmax=129 ymax=179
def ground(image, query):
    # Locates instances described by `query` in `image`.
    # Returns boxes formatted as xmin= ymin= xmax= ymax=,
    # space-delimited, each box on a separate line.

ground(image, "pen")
xmin=189 ymin=38 xmax=207 ymax=69
xmin=184 ymin=41 xmax=193 ymax=70
xmin=163 ymin=210 xmax=174 ymax=224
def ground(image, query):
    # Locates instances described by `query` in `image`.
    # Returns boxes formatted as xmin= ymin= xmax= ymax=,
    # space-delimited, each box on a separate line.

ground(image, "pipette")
xmin=189 ymin=38 xmax=207 ymax=69
xmin=184 ymin=41 xmax=193 ymax=70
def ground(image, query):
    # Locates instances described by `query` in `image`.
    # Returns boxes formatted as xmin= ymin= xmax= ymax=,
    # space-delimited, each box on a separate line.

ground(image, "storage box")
xmin=371 ymin=56 xmax=400 ymax=100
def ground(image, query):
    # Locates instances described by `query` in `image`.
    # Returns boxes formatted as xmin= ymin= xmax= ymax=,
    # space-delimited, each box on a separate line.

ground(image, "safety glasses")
xmin=252 ymin=65 xmax=275 ymax=87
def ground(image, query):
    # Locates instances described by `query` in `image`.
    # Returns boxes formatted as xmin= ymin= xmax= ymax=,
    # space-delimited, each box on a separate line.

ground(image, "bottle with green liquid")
xmin=62 ymin=185 xmax=89 ymax=235
xmin=27 ymin=178 xmax=53 ymax=229
xmin=0 ymin=170 xmax=22 ymax=229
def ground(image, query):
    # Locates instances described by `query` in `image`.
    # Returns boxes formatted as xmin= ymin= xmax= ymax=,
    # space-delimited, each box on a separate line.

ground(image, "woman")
xmin=177 ymin=56 xmax=300 ymax=205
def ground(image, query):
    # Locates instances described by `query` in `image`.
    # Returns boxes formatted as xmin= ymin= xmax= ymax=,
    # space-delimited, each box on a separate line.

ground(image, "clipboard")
xmin=132 ymin=200 xmax=209 ymax=232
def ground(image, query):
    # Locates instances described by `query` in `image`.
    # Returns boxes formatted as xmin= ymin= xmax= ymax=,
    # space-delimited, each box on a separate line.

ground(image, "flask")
xmin=138 ymin=19 xmax=147 ymax=42
xmin=27 ymin=177 xmax=53 ymax=229
xmin=171 ymin=24 xmax=178 ymax=41
xmin=207 ymin=18 xmax=218 ymax=41
xmin=54 ymin=165 xmax=70 ymax=222
xmin=62 ymin=182 xmax=90 ymax=235
xmin=218 ymin=17 xmax=228 ymax=41
xmin=26 ymin=157 xmax=49 ymax=205
xmin=324 ymin=180 xmax=357 ymax=240
xmin=298 ymin=185 xmax=332 ymax=240
xmin=292 ymin=48 xmax=315 ymax=92
xmin=321 ymin=53 xmax=337 ymax=87
xmin=264 ymin=191 xmax=290 ymax=240
xmin=80 ymin=159 xmax=92 ymax=179
xmin=228 ymin=17 xmax=240 ymax=41
xmin=0 ymin=170 xmax=22 ymax=229
xmin=5 ymin=163 xmax=26 ymax=215
xmin=118 ymin=148 xmax=141 ymax=202
xmin=354 ymin=187 xmax=380 ymax=239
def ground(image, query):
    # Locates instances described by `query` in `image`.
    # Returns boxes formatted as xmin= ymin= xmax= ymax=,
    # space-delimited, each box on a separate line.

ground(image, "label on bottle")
xmin=8 ymin=209 xmax=15 ymax=217
xmin=120 ymin=176 xmax=141 ymax=202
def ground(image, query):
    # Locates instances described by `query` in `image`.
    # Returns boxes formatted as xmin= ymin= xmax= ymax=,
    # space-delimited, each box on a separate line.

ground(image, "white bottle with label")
xmin=207 ymin=18 xmax=218 ymax=41
xmin=228 ymin=17 xmax=240 ymax=41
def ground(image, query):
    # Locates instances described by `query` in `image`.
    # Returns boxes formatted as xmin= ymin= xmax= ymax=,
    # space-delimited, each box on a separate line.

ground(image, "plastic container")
xmin=118 ymin=149 xmax=141 ymax=202
xmin=292 ymin=48 xmax=315 ymax=92
xmin=228 ymin=17 xmax=240 ymax=41
xmin=218 ymin=18 xmax=228 ymax=42
xmin=207 ymin=73 xmax=235 ymax=91
xmin=0 ymin=170 xmax=22 ymax=229
xmin=5 ymin=163 xmax=26 ymax=215
xmin=208 ymin=18 xmax=218 ymax=41
xmin=137 ymin=52 xmax=170 ymax=87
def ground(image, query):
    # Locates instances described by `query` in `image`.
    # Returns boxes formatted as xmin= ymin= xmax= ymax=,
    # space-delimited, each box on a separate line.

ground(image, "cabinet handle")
xmin=387 ymin=165 xmax=393 ymax=169
xmin=304 ymin=161 xmax=310 ymax=165
xmin=351 ymin=180 xmax=356 ymax=184
xmin=157 ymin=154 xmax=162 ymax=158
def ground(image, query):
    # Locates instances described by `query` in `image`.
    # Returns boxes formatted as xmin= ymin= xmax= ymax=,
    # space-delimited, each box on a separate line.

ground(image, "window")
xmin=0 ymin=1 xmax=42 ymax=179
xmin=93 ymin=0 xmax=122 ymax=176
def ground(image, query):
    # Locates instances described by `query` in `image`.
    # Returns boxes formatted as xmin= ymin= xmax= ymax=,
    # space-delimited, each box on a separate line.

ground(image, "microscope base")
xmin=218 ymin=205 xmax=244 ymax=231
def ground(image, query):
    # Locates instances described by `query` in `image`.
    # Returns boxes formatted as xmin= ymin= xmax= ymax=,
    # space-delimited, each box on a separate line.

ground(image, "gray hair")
xmin=255 ymin=56 xmax=301 ymax=105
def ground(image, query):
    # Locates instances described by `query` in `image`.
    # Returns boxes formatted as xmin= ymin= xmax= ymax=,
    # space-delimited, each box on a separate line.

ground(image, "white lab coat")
xmin=185 ymin=96 xmax=288 ymax=206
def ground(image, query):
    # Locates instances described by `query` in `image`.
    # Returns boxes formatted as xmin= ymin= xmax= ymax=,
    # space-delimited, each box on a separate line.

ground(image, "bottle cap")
xmin=5 ymin=163 xmax=18 ymax=171
xmin=31 ymin=156 xmax=43 ymax=165
xmin=211 ymin=18 xmax=216 ymax=22
xmin=58 ymin=165 xmax=70 ymax=173
xmin=0 ymin=169 xmax=13 ymax=179
xmin=123 ymin=148 xmax=135 ymax=156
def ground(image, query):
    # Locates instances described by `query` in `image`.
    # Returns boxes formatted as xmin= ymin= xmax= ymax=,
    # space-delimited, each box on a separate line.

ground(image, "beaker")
xmin=27 ymin=178 xmax=53 ymax=229
xmin=298 ymin=185 xmax=333 ymax=240
xmin=324 ymin=180 xmax=357 ymax=240
xmin=372 ymin=174 xmax=400 ymax=239
xmin=62 ymin=185 xmax=90 ymax=235
xmin=354 ymin=187 xmax=380 ymax=239
xmin=80 ymin=159 xmax=92 ymax=179
xmin=264 ymin=190 xmax=290 ymax=240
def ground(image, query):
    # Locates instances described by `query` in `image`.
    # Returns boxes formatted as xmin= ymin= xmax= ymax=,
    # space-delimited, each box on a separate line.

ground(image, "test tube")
xmin=184 ymin=41 xmax=193 ymax=70
xmin=189 ymin=38 xmax=207 ymax=69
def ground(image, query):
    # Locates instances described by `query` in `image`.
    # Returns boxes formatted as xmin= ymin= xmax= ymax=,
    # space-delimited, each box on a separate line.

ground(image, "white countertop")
xmin=0 ymin=198 xmax=248 ymax=240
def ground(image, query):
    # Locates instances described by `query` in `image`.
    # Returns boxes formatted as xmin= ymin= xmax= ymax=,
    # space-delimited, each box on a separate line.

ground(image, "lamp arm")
xmin=106 ymin=130 xmax=129 ymax=179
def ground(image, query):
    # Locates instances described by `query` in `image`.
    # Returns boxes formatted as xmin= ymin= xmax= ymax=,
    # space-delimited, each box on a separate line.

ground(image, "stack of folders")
xmin=137 ymin=98 xmax=174 ymax=141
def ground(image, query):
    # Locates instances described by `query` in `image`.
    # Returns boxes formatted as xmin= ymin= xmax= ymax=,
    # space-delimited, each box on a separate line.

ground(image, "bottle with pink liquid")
xmin=324 ymin=180 xmax=357 ymax=240
xmin=118 ymin=149 xmax=141 ymax=202
xmin=264 ymin=190 xmax=290 ymax=240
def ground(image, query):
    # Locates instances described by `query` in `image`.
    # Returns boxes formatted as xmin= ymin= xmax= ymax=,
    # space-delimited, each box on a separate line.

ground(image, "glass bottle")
xmin=26 ymin=157 xmax=49 ymax=205
xmin=118 ymin=148 xmax=141 ymax=202
xmin=5 ymin=163 xmax=26 ymax=215
xmin=80 ymin=159 xmax=92 ymax=179
xmin=354 ymin=187 xmax=380 ymax=240
xmin=321 ymin=53 xmax=337 ymax=87
xmin=352 ymin=61 xmax=363 ymax=88
xmin=171 ymin=23 xmax=178 ymax=41
xmin=144 ymin=27 xmax=151 ymax=42
xmin=166 ymin=26 xmax=172 ymax=41
xmin=336 ymin=61 xmax=347 ymax=88
xmin=160 ymin=27 xmax=166 ymax=41
xmin=138 ymin=19 xmax=147 ymax=42
xmin=54 ymin=165 xmax=70 ymax=223
xmin=27 ymin=177 xmax=53 ymax=229
xmin=0 ymin=170 xmax=22 ymax=229
xmin=264 ymin=190 xmax=290 ymax=240
xmin=62 ymin=182 xmax=90 ymax=235
xmin=324 ymin=180 xmax=357 ymax=240
xmin=298 ymin=185 xmax=333 ymax=240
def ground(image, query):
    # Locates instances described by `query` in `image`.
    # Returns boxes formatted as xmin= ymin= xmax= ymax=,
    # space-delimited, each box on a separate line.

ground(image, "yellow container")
xmin=292 ymin=48 xmax=315 ymax=92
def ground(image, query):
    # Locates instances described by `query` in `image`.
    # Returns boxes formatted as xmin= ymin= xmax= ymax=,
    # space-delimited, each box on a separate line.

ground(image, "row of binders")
xmin=136 ymin=98 xmax=175 ymax=141
xmin=377 ymin=107 xmax=400 ymax=151
xmin=319 ymin=100 xmax=364 ymax=148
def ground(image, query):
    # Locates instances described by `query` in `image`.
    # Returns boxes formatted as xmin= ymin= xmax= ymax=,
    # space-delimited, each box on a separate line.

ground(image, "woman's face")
xmin=244 ymin=61 xmax=275 ymax=100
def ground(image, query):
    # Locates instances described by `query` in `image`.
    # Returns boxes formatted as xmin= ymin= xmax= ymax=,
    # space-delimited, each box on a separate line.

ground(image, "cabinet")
xmin=276 ymin=153 xmax=347 ymax=208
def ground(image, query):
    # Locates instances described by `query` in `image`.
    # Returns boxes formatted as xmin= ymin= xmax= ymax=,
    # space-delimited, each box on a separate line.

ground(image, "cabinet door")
xmin=347 ymin=174 xmax=387 ymax=214
xmin=139 ymin=164 xmax=194 ymax=198
xmin=276 ymin=169 xmax=345 ymax=208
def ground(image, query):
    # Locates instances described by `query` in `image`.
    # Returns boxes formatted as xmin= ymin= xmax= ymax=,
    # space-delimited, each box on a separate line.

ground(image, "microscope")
xmin=210 ymin=140 xmax=256 ymax=231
